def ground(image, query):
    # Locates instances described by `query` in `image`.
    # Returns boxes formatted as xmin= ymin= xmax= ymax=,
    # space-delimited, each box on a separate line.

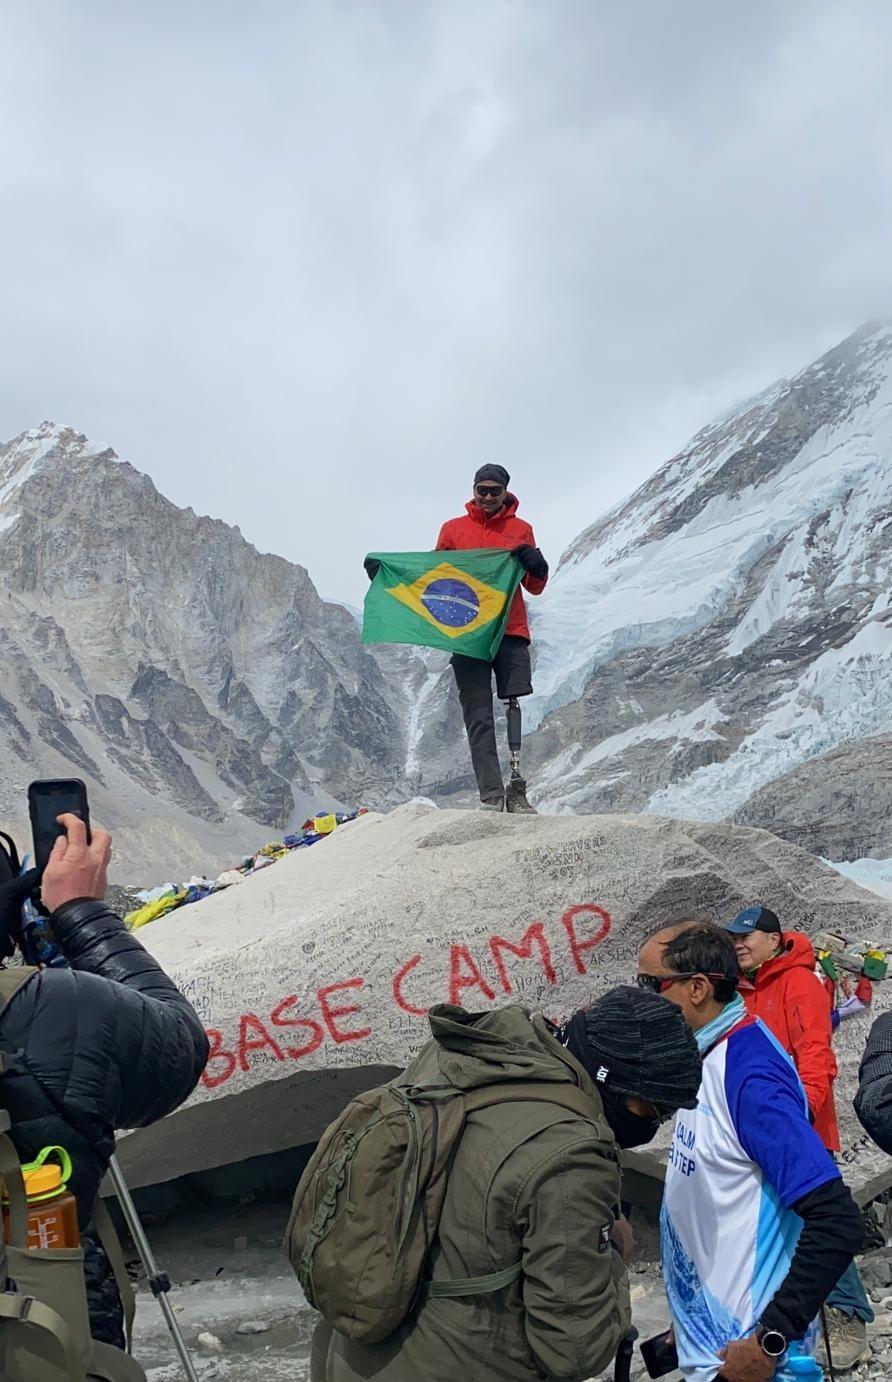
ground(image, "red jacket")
xmin=436 ymin=495 xmax=547 ymax=642
xmin=740 ymin=932 xmax=840 ymax=1151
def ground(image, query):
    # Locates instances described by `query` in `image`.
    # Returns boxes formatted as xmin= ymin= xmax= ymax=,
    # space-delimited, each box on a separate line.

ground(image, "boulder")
xmin=117 ymin=805 xmax=892 ymax=1198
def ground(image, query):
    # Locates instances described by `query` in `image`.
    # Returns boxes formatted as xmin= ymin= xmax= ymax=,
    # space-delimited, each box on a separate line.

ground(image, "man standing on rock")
xmin=436 ymin=464 xmax=548 ymax=813
xmin=727 ymin=904 xmax=874 ymax=1369
xmin=638 ymin=921 xmax=863 ymax=1382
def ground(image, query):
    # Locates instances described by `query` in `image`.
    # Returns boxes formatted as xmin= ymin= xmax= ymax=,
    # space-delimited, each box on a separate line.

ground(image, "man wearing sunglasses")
xmin=436 ymin=464 xmax=548 ymax=813
xmin=637 ymin=922 xmax=863 ymax=1382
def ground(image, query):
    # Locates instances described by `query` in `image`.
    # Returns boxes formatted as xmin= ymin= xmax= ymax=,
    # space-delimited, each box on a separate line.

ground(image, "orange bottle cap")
xmin=2 ymin=1146 xmax=72 ymax=1205
xmin=23 ymin=1163 xmax=64 ymax=1200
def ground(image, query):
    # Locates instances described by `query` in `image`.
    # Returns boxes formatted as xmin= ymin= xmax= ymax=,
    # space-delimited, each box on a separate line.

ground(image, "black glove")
xmin=363 ymin=557 xmax=381 ymax=582
xmin=510 ymin=545 xmax=549 ymax=581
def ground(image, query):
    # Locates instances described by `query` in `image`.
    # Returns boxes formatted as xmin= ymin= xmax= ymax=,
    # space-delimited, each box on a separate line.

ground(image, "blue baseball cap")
xmin=726 ymin=906 xmax=781 ymax=936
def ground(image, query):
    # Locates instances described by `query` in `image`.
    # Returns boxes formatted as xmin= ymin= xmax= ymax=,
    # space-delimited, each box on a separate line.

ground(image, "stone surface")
xmin=129 ymin=1194 xmax=892 ymax=1382
xmin=733 ymin=734 xmax=892 ymax=860
xmin=116 ymin=805 xmax=892 ymax=1197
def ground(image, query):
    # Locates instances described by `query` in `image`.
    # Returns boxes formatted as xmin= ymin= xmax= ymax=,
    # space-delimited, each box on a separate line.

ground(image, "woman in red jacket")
xmin=436 ymin=464 xmax=548 ymax=813
xmin=727 ymin=905 xmax=873 ymax=1370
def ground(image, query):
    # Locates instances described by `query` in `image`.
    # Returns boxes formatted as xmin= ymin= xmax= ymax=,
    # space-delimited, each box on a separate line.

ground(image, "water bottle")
xmin=1 ymin=1145 xmax=80 ymax=1250
xmin=774 ymin=1341 xmax=823 ymax=1379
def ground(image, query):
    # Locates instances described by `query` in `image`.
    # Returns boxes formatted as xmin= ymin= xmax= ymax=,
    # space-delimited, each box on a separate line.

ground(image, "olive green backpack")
xmin=0 ymin=965 xmax=146 ymax=1381
xmin=285 ymin=1068 xmax=600 ymax=1343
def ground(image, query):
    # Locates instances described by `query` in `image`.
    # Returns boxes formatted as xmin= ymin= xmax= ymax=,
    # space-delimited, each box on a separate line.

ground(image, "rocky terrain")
xmin=127 ymin=1191 xmax=892 ymax=1382
xmin=3 ymin=323 xmax=892 ymax=880
xmin=117 ymin=806 xmax=892 ymax=1196
xmin=519 ymin=323 xmax=892 ymax=869
xmin=0 ymin=424 xmax=406 ymax=878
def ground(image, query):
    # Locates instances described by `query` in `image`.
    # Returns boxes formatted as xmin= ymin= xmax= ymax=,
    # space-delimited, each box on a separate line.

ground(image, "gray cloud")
xmin=1 ymin=0 xmax=890 ymax=603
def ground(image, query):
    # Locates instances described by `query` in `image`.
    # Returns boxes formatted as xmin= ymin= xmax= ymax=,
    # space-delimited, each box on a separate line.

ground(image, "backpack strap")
xmin=92 ymin=1198 xmax=135 ymax=1353
xmin=0 ymin=966 xmax=38 ymax=1014
xmin=0 ymin=1130 xmax=29 ymax=1249
xmin=426 ymin=1260 xmax=523 ymax=1299
xmin=0 ymin=1130 xmax=80 ymax=1374
xmin=0 ymin=1291 xmax=76 ymax=1367
xmin=0 ymin=832 xmax=21 ymax=878
xmin=421 ymin=1080 xmax=603 ymax=1302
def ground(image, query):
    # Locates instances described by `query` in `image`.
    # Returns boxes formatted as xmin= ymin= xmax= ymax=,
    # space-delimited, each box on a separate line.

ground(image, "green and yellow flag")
xmin=361 ymin=549 xmax=523 ymax=661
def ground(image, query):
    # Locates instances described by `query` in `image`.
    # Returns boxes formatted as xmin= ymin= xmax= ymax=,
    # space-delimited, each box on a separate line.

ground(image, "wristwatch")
xmin=756 ymin=1327 xmax=787 ymax=1358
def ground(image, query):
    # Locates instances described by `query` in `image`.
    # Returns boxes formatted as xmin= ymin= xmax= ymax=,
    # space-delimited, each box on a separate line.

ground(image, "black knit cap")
xmin=474 ymin=463 xmax=510 ymax=488
xmin=567 ymin=985 xmax=701 ymax=1111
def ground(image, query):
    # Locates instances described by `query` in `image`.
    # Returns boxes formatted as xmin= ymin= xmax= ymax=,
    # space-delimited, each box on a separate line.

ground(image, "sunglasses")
xmin=636 ymin=971 xmax=727 ymax=994
xmin=475 ymin=484 xmax=505 ymax=498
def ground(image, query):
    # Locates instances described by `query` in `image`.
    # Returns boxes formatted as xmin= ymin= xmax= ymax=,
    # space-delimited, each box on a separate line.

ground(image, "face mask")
xmin=599 ymin=1085 xmax=661 ymax=1149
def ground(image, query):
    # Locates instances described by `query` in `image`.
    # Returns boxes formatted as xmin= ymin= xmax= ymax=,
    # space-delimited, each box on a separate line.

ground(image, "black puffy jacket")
xmin=855 ymin=1010 xmax=892 ymax=1155
xmin=0 ymin=898 xmax=209 ymax=1344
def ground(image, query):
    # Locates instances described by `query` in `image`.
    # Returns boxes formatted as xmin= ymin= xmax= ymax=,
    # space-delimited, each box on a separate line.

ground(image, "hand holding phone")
xmin=29 ymin=779 xmax=91 ymax=871
xmin=640 ymin=1329 xmax=679 ymax=1379
xmin=39 ymin=814 xmax=111 ymax=916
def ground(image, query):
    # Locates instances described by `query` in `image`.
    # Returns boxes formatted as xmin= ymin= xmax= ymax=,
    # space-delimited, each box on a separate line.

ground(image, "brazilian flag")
xmin=361 ymin=549 xmax=524 ymax=661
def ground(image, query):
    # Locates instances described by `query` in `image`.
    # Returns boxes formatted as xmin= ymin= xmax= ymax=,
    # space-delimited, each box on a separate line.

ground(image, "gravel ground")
xmin=128 ymin=1197 xmax=892 ymax=1382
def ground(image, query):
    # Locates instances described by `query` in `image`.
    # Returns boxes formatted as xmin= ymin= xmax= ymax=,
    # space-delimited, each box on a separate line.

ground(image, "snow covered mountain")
xmin=525 ymin=322 xmax=892 ymax=862
xmin=5 ymin=322 xmax=891 ymax=878
xmin=0 ymin=424 xmax=405 ymax=879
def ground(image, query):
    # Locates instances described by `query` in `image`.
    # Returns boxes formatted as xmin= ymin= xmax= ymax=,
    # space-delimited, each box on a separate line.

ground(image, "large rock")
xmin=118 ymin=806 xmax=892 ymax=1198
xmin=733 ymin=734 xmax=892 ymax=861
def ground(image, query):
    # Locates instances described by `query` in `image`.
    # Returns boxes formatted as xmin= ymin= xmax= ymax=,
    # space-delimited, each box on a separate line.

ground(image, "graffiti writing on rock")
xmin=200 ymin=903 xmax=612 ymax=1090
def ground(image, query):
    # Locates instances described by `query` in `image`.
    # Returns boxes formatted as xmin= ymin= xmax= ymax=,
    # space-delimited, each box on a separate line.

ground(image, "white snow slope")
xmin=527 ymin=322 xmax=892 ymax=832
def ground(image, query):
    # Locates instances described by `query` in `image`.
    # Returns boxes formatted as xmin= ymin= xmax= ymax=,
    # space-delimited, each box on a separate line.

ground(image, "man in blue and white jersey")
xmin=638 ymin=922 xmax=863 ymax=1382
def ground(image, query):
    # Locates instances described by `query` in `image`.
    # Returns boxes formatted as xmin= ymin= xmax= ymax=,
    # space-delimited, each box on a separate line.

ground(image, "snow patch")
xmin=826 ymin=856 xmax=892 ymax=905
xmin=646 ymin=618 xmax=892 ymax=821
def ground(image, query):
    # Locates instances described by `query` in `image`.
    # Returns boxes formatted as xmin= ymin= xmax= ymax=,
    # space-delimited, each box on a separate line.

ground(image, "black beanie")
xmin=474 ymin=464 xmax=510 ymax=488
xmin=564 ymin=985 xmax=701 ymax=1111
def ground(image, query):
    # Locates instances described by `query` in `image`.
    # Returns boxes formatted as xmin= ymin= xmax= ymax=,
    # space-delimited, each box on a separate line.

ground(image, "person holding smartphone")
xmin=0 ymin=810 xmax=209 ymax=1355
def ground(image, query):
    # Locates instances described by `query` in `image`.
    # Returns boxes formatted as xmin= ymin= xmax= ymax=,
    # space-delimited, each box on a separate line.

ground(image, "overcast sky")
xmin=1 ymin=2 xmax=891 ymax=605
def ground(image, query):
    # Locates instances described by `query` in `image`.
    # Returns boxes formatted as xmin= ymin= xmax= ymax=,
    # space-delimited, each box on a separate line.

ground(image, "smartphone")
xmin=640 ymin=1329 xmax=679 ymax=1379
xmin=28 ymin=779 xmax=91 ymax=871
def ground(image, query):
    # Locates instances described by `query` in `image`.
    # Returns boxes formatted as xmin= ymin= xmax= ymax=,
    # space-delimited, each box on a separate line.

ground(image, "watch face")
xmin=760 ymin=1330 xmax=787 ymax=1358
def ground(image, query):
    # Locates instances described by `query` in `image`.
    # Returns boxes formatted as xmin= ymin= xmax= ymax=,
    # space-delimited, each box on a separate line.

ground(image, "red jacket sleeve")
xmin=436 ymin=521 xmax=453 ymax=551
xmin=521 ymin=523 xmax=548 ymax=596
xmin=785 ymin=970 xmax=838 ymax=1123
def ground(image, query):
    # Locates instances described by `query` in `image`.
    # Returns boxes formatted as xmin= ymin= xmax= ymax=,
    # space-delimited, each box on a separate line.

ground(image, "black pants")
xmin=451 ymin=635 xmax=533 ymax=803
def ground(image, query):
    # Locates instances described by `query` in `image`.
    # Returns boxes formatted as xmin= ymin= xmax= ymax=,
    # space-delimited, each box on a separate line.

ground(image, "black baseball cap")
xmin=725 ymin=906 xmax=781 ymax=936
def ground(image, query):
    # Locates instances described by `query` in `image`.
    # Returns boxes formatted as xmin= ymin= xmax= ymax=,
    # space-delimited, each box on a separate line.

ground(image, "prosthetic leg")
xmin=504 ymin=697 xmax=536 ymax=814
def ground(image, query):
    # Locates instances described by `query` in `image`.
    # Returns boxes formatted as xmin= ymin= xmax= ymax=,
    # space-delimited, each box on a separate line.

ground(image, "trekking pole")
xmin=819 ymin=1306 xmax=837 ymax=1382
xmin=614 ymin=1327 xmax=638 ymax=1382
xmin=107 ymin=1155 xmax=200 ymax=1382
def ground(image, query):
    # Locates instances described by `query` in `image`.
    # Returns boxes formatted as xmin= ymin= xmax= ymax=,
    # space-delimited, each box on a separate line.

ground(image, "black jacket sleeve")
xmin=0 ymin=900 xmax=209 ymax=1222
xmin=854 ymin=1011 xmax=892 ymax=1155
xmin=759 ymin=1178 xmax=864 ymax=1340
xmin=48 ymin=898 xmax=210 ymax=1128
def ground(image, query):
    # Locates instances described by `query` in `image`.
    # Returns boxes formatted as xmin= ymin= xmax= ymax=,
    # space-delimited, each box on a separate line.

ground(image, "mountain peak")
xmin=0 ymin=422 xmax=407 ymax=880
xmin=523 ymin=321 xmax=892 ymax=861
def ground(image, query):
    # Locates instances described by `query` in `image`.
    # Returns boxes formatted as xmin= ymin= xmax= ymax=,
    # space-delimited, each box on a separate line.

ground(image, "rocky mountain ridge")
xmin=517 ymin=322 xmax=892 ymax=864
xmin=0 ymin=423 xmax=406 ymax=878
xmin=4 ymin=321 xmax=892 ymax=876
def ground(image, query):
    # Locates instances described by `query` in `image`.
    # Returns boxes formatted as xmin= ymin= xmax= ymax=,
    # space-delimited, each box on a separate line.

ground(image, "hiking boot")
xmin=478 ymin=796 xmax=504 ymax=811
xmin=505 ymin=779 xmax=537 ymax=814
xmin=820 ymin=1309 xmax=869 ymax=1371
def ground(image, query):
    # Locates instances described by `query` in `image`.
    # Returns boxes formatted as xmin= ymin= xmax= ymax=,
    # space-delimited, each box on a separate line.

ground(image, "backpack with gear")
xmin=0 ymin=965 xmax=146 ymax=1381
xmin=285 ymin=1010 xmax=604 ymax=1344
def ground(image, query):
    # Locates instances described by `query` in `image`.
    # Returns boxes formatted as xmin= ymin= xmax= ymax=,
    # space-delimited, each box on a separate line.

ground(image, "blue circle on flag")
xmin=421 ymin=577 xmax=480 ymax=628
